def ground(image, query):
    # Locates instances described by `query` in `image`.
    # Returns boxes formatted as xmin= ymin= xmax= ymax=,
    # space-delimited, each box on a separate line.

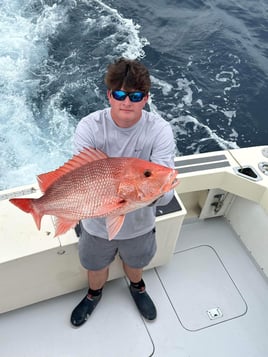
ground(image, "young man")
xmin=71 ymin=57 xmax=175 ymax=327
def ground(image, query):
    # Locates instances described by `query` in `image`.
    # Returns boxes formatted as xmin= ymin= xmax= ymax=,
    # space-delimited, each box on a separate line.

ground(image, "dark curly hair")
xmin=104 ymin=57 xmax=151 ymax=93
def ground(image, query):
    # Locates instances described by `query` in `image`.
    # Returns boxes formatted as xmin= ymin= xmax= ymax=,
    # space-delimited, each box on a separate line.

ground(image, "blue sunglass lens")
xmin=129 ymin=92 xmax=144 ymax=102
xmin=112 ymin=90 xmax=127 ymax=101
xmin=112 ymin=90 xmax=144 ymax=102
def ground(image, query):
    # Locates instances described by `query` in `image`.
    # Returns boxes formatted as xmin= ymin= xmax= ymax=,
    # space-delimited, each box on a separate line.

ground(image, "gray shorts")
xmin=78 ymin=224 xmax=157 ymax=271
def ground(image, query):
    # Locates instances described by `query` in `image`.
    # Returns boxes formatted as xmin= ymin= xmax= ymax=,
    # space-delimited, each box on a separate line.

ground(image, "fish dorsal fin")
xmin=37 ymin=148 xmax=108 ymax=192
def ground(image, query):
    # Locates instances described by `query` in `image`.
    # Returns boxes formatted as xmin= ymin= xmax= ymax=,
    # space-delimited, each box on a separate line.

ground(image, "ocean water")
xmin=1 ymin=0 xmax=268 ymax=189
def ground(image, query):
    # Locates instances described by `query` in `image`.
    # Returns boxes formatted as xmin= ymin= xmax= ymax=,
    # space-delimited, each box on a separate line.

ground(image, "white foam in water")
xmin=150 ymin=76 xmax=173 ymax=95
xmin=0 ymin=2 xmax=75 ymax=189
xmin=221 ymin=110 xmax=236 ymax=126
xmin=150 ymin=71 xmax=239 ymax=154
xmin=216 ymin=70 xmax=240 ymax=95
xmin=170 ymin=114 xmax=239 ymax=154
xmin=0 ymin=1 xmax=149 ymax=190
xmin=0 ymin=1 xmax=242 ymax=190
xmin=93 ymin=0 xmax=149 ymax=59
xmin=176 ymin=78 xmax=194 ymax=107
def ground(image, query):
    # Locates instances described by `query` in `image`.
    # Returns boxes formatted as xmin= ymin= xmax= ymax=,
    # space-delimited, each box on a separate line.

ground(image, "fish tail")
xmin=9 ymin=198 xmax=42 ymax=230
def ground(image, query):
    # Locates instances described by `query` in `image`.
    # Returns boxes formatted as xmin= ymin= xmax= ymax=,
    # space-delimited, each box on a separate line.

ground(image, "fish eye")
xmin=144 ymin=169 xmax=152 ymax=178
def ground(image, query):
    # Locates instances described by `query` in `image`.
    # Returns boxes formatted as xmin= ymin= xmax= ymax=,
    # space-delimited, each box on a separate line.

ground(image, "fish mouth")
xmin=170 ymin=169 xmax=179 ymax=182
xmin=161 ymin=170 xmax=179 ymax=192
xmin=171 ymin=176 xmax=179 ymax=188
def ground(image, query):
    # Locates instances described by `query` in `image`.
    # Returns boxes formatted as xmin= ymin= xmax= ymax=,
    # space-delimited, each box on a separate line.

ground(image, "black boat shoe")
xmin=70 ymin=292 xmax=102 ymax=327
xmin=129 ymin=285 xmax=157 ymax=321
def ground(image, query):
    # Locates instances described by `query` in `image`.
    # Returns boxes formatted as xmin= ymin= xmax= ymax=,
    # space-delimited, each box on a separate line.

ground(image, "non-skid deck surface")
xmin=0 ymin=279 xmax=154 ymax=357
xmin=1 ymin=217 xmax=268 ymax=357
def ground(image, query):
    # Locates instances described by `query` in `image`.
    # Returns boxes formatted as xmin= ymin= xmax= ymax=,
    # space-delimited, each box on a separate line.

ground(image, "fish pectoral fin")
xmin=106 ymin=215 xmax=125 ymax=240
xmin=54 ymin=217 xmax=78 ymax=237
xmin=93 ymin=199 xmax=127 ymax=216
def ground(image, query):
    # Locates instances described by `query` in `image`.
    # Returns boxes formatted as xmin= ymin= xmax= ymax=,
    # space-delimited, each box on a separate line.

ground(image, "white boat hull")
xmin=1 ymin=145 xmax=268 ymax=356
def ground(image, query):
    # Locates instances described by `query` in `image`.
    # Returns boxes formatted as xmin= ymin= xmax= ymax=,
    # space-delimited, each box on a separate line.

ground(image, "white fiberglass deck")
xmin=1 ymin=217 xmax=268 ymax=357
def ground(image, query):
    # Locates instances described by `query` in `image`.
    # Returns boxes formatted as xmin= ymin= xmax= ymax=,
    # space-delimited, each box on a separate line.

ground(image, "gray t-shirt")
xmin=74 ymin=108 xmax=175 ymax=240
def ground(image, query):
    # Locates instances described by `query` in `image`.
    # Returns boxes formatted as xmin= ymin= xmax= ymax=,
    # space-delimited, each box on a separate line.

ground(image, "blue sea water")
xmin=0 ymin=0 xmax=268 ymax=189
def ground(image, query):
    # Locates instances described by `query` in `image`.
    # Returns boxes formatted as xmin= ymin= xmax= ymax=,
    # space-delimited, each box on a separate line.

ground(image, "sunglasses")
xmin=111 ymin=90 xmax=145 ymax=103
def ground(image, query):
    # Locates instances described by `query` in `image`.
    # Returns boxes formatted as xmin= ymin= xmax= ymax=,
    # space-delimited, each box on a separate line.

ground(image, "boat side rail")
xmin=174 ymin=145 xmax=268 ymax=218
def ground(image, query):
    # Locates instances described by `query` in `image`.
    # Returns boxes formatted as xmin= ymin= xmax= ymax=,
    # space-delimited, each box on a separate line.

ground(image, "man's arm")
xmin=150 ymin=122 xmax=176 ymax=207
xmin=73 ymin=116 xmax=96 ymax=154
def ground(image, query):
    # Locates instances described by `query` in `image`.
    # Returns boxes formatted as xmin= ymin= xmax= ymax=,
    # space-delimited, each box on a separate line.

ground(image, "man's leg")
xmin=119 ymin=229 xmax=157 ymax=320
xmin=71 ymin=226 xmax=117 ymax=327
xmin=88 ymin=267 xmax=109 ymax=290
xmin=123 ymin=261 xmax=157 ymax=321
xmin=70 ymin=267 xmax=109 ymax=327
xmin=122 ymin=262 xmax=142 ymax=283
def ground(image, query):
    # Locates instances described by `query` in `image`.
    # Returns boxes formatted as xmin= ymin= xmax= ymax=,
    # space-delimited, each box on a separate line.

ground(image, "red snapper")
xmin=10 ymin=148 xmax=179 ymax=240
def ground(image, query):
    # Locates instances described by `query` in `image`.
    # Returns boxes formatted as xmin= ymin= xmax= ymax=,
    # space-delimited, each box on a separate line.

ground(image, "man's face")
xmin=107 ymin=89 xmax=149 ymax=128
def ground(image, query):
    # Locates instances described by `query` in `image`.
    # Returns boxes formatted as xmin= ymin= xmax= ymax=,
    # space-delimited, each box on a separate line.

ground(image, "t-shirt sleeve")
xmin=73 ymin=116 xmax=96 ymax=154
xmin=150 ymin=122 xmax=176 ymax=207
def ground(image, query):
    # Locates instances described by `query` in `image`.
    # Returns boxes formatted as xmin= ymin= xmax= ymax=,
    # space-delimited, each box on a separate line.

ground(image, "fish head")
xmin=118 ymin=159 xmax=179 ymax=204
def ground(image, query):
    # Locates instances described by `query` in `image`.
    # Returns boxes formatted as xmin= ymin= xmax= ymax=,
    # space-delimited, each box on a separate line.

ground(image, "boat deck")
xmin=1 ymin=216 xmax=268 ymax=357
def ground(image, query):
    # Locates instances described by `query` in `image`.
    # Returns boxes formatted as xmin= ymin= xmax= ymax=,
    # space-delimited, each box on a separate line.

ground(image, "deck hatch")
xmin=156 ymin=245 xmax=247 ymax=331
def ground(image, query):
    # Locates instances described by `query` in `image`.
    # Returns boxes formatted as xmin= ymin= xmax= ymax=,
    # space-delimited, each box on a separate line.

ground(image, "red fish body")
xmin=10 ymin=148 xmax=179 ymax=240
